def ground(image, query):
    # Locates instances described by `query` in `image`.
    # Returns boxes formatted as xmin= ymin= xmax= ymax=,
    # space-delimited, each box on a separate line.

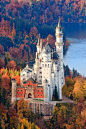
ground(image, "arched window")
xmin=28 ymin=93 xmax=32 ymax=98
xmin=45 ymin=64 xmax=47 ymax=68
xmin=42 ymin=64 xmax=44 ymax=68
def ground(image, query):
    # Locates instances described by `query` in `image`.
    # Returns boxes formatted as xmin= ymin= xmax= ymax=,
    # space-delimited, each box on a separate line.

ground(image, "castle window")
xmin=48 ymin=64 xmax=49 ymax=68
xmin=42 ymin=64 xmax=44 ymax=68
xmin=40 ymin=67 xmax=42 ymax=69
xmin=18 ymin=94 xmax=19 ymax=96
xmin=39 ymin=80 xmax=41 ymax=83
xmin=38 ymin=90 xmax=39 ymax=92
xmin=17 ymin=90 xmax=19 ymax=92
xmin=40 ymin=72 xmax=42 ymax=74
xmin=39 ymin=76 xmax=42 ymax=78
xmin=21 ymin=94 xmax=22 ymax=96
xmin=45 ymin=64 xmax=47 ymax=68
xmin=41 ymin=90 xmax=43 ymax=92
xmin=21 ymin=90 xmax=22 ymax=92
xmin=38 ymin=94 xmax=39 ymax=96
xmin=41 ymin=94 xmax=42 ymax=96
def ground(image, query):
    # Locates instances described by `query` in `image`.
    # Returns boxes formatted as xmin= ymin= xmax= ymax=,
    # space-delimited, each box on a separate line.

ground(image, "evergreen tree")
xmin=52 ymin=85 xmax=58 ymax=101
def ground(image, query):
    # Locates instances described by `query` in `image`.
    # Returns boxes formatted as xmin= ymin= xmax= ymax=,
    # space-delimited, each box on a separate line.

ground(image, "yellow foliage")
xmin=19 ymin=118 xmax=40 ymax=129
xmin=52 ymin=106 xmax=59 ymax=116
xmin=73 ymin=79 xmax=84 ymax=101
xmin=81 ymin=108 xmax=86 ymax=118
xmin=82 ymin=80 xmax=86 ymax=98
xmin=63 ymin=123 xmax=74 ymax=129
xmin=21 ymin=124 xmax=24 ymax=129
xmin=62 ymin=85 xmax=68 ymax=95
xmin=1 ymin=119 xmax=5 ymax=129
xmin=75 ymin=116 xmax=83 ymax=129
xmin=2 ymin=112 xmax=7 ymax=121
xmin=58 ymin=106 xmax=68 ymax=119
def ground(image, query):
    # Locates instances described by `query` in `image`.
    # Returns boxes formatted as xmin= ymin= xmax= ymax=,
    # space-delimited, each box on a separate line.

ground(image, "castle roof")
xmin=17 ymin=85 xmax=24 ymax=88
xmin=58 ymin=16 xmax=61 ymax=28
xmin=26 ymin=78 xmax=37 ymax=84
xmin=43 ymin=42 xmax=53 ymax=54
xmin=56 ymin=16 xmax=62 ymax=32
xmin=21 ymin=64 xmax=32 ymax=73
xmin=37 ymin=34 xmax=41 ymax=46
xmin=51 ymin=52 xmax=59 ymax=60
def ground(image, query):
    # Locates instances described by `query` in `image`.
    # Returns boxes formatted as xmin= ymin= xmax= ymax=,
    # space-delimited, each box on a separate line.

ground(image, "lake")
xmin=62 ymin=23 xmax=86 ymax=77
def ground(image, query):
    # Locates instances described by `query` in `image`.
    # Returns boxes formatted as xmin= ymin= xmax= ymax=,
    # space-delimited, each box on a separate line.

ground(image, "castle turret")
xmin=11 ymin=78 xmax=17 ymax=103
xmin=55 ymin=17 xmax=64 ymax=73
xmin=37 ymin=34 xmax=42 ymax=54
xmin=55 ymin=17 xmax=65 ymax=99
xmin=55 ymin=16 xmax=64 ymax=54
xmin=43 ymin=79 xmax=49 ymax=101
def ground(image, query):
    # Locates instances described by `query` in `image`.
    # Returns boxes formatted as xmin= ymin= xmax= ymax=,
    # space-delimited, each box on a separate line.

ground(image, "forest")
xmin=0 ymin=66 xmax=86 ymax=128
xmin=0 ymin=0 xmax=86 ymax=129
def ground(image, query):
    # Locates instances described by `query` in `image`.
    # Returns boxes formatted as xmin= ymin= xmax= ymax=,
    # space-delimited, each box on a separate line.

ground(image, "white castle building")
xmin=19 ymin=18 xmax=65 ymax=102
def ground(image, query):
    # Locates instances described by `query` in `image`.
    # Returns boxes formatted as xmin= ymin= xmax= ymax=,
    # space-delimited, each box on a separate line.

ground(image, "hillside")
xmin=0 ymin=0 xmax=70 ymax=68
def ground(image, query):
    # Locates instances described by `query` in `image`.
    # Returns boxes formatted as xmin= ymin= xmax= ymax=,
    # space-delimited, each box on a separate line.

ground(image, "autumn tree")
xmin=73 ymin=78 xmax=84 ymax=102
xmin=15 ymin=75 xmax=20 ymax=85
xmin=0 ymin=103 xmax=7 ymax=129
xmin=11 ymin=23 xmax=16 ymax=36
xmin=17 ymin=99 xmax=31 ymax=120
xmin=0 ymin=44 xmax=4 ymax=54
xmin=52 ymin=85 xmax=58 ymax=101
xmin=29 ymin=27 xmax=38 ymax=40
xmin=9 ymin=107 xmax=18 ymax=128
xmin=6 ymin=60 xmax=17 ymax=70
xmin=0 ymin=58 xmax=5 ymax=68
xmin=1 ymin=72 xmax=10 ymax=90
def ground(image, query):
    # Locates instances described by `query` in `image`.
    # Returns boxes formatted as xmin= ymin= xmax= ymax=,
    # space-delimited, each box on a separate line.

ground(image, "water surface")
xmin=62 ymin=23 xmax=86 ymax=77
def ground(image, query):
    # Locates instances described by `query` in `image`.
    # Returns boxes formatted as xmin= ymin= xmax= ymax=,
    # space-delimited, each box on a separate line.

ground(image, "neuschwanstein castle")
xmin=11 ymin=18 xmax=65 ymax=103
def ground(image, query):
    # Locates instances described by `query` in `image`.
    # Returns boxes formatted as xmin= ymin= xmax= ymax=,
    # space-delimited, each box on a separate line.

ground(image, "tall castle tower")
xmin=55 ymin=17 xmax=64 ymax=99
xmin=36 ymin=34 xmax=42 ymax=54
xmin=11 ymin=78 xmax=17 ymax=103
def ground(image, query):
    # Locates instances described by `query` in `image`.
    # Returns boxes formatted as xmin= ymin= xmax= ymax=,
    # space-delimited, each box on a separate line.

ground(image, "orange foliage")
xmin=9 ymin=107 xmax=18 ymax=128
xmin=11 ymin=23 xmax=16 ymax=36
xmin=29 ymin=27 xmax=38 ymax=39
xmin=9 ymin=47 xmax=19 ymax=59
xmin=1 ymin=72 xmax=10 ymax=90
xmin=6 ymin=60 xmax=17 ymax=70
xmin=0 ymin=58 xmax=5 ymax=68
xmin=15 ymin=75 xmax=21 ymax=85
xmin=9 ymin=107 xmax=18 ymax=117
xmin=0 ymin=44 xmax=4 ymax=54
xmin=0 ymin=103 xmax=7 ymax=121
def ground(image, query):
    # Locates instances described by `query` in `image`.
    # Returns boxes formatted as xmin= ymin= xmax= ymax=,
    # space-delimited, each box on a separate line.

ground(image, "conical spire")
xmin=37 ymin=33 xmax=40 ymax=46
xmin=47 ymin=37 xmax=49 ymax=43
xmin=58 ymin=16 xmax=61 ymax=28
xmin=39 ymin=33 xmax=40 ymax=40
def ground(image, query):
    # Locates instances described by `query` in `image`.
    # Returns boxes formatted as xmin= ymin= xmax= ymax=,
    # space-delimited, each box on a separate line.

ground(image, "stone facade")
xmin=29 ymin=101 xmax=56 ymax=116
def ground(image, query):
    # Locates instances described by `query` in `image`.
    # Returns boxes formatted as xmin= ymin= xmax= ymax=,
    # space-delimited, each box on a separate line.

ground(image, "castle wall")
xmin=29 ymin=101 xmax=56 ymax=116
xmin=17 ymin=87 xmax=24 ymax=98
xmin=11 ymin=79 xmax=17 ymax=103
xmin=41 ymin=62 xmax=52 ymax=85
